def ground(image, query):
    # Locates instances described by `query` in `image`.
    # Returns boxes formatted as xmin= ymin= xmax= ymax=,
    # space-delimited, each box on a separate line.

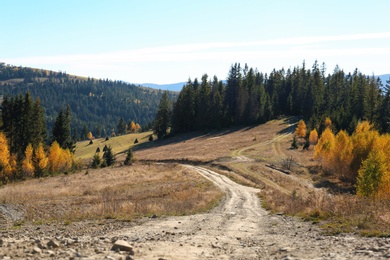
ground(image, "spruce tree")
xmin=153 ymin=91 xmax=171 ymax=139
xmin=51 ymin=105 xmax=75 ymax=152
xmin=124 ymin=147 xmax=134 ymax=165
xmin=102 ymin=146 xmax=115 ymax=167
xmin=117 ymin=117 xmax=127 ymax=135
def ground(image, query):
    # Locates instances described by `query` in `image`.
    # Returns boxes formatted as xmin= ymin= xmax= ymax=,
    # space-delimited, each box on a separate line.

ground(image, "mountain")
xmin=0 ymin=64 xmax=178 ymax=139
xmin=138 ymin=82 xmax=186 ymax=92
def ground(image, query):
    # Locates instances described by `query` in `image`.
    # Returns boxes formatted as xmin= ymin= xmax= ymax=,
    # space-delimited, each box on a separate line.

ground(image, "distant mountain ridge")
xmin=138 ymin=82 xmax=186 ymax=92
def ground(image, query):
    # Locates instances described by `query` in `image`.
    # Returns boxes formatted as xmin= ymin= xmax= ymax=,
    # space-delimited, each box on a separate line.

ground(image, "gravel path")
xmin=2 ymin=165 xmax=390 ymax=259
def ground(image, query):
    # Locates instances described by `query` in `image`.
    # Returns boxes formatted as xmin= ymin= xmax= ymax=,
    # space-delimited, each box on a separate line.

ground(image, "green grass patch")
xmin=74 ymin=131 xmax=153 ymax=160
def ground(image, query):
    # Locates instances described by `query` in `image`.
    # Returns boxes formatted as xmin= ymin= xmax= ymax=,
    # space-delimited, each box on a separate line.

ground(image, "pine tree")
xmin=91 ymin=153 xmax=102 ymax=168
xmin=153 ymin=91 xmax=171 ymax=139
xmin=224 ymin=63 xmax=242 ymax=125
xmin=51 ymin=105 xmax=74 ymax=152
xmin=102 ymin=146 xmax=115 ymax=167
xmin=380 ymin=78 xmax=390 ymax=132
xmin=117 ymin=117 xmax=127 ymax=135
xmin=81 ymin=125 xmax=88 ymax=140
xmin=124 ymin=148 xmax=134 ymax=165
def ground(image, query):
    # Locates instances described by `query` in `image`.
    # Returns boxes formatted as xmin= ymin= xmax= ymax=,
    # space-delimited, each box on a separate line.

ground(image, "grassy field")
xmin=74 ymin=131 xmax=153 ymax=162
xmin=0 ymin=164 xmax=223 ymax=223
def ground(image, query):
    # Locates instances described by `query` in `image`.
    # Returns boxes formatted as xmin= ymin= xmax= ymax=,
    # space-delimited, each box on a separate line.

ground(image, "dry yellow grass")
xmin=0 ymin=163 xmax=223 ymax=223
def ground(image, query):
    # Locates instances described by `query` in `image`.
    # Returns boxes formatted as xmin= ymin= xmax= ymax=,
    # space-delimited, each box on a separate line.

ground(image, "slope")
xmin=0 ymin=64 xmax=178 ymax=137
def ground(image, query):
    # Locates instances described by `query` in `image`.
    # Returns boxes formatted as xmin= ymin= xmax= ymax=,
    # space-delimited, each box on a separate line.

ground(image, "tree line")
xmin=154 ymin=61 xmax=389 ymax=139
xmin=0 ymin=92 xmax=75 ymax=183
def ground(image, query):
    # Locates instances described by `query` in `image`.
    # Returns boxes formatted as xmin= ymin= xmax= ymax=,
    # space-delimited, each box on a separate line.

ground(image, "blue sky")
xmin=2 ymin=0 xmax=390 ymax=84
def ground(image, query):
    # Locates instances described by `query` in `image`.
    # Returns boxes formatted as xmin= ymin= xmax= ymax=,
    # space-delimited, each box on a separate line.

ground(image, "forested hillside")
xmin=169 ymin=62 xmax=390 ymax=135
xmin=0 ymin=63 xmax=177 ymax=138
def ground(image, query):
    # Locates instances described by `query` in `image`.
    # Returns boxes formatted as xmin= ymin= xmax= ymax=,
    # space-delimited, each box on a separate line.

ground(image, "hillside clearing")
xmin=74 ymin=131 xmax=153 ymax=162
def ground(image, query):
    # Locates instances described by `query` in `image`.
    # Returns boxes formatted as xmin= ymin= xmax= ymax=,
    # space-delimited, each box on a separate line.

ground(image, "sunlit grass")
xmin=74 ymin=131 xmax=153 ymax=160
xmin=0 ymin=164 xmax=223 ymax=223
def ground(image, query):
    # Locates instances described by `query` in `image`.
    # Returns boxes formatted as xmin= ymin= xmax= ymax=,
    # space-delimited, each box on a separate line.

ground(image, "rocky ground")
xmin=2 ymin=165 xmax=390 ymax=259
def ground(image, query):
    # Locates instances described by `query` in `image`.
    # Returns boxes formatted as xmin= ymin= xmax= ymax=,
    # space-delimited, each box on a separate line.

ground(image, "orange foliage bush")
xmin=315 ymin=121 xmax=390 ymax=198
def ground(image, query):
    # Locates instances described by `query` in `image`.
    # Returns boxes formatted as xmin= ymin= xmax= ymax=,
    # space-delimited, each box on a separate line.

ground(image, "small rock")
xmin=33 ymin=246 xmax=42 ymax=254
xmin=66 ymin=238 xmax=76 ymax=245
xmin=47 ymin=239 xmax=60 ymax=248
xmin=111 ymin=240 xmax=134 ymax=255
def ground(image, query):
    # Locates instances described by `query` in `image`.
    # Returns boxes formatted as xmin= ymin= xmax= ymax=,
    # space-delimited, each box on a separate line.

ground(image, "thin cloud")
xmin=5 ymin=32 xmax=390 ymax=67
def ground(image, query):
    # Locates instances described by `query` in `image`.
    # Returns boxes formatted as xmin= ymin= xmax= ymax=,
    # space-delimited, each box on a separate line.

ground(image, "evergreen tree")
xmin=51 ymin=105 xmax=74 ymax=152
xmin=224 ymin=63 xmax=242 ymax=125
xmin=153 ymin=91 xmax=171 ymax=139
xmin=196 ymin=74 xmax=212 ymax=130
xmin=380 ymin=78 xmax=390 ymax=132
xmin=102 ymin=146 xmax=115 ymax=167
xmin=124 ymin=147 xmax=134 ymax=165
xmin=81 ymin=125 xmax=88 ymax=140
xmin=91 ymin=153 xmax=102 ymax=168
xmin=117 ymin=117 xmax=127 ymax=135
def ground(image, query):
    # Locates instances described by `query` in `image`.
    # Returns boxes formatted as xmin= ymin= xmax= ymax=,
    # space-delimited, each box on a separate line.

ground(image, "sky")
xmin=2 ymin=0 xmax=390 ymax=84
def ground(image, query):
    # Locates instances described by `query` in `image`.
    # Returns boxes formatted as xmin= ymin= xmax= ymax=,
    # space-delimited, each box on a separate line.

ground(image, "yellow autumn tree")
xmin=87 ymin=132 xmax=94 ymax=140
xmin=62 ymin=148 xmax=74 ymax=171
xmin=48 ymin=141 xmax=73 ymax=173
xmin=22 ymin=144 xmax=35 ymax=177
xmin=373 ymin=134 xmax=390 ymax=198
xmin=48 ymin=141 xmax=62 ymax=173
xmin=314 ymin=128 xmax=335 ymax=169
xmin=129 ymin=121 xmax=136 ymax=133
xmin=0 ymin=132 xmax=13 ymax=183
xmin=34 ymin=143 xmax=48 ymax=177
xmin=135 ymin=123 xmax=141 ymax=132
xmin=350 ymin=121 xmax=379 ymax=180
xmin=295 ymin=120 xmax=307 ymax=138
xmin=324 ymin=117 xmax=332 ymax=129
xmin=331 ymin=130 xmax=354 ymax=180
xmin=309 ymin=129 xmax=318 ymax=145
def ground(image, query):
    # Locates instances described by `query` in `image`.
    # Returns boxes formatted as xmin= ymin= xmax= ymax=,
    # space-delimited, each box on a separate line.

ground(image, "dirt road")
xmin=110 ymin=166 xmax=390 ymax=259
